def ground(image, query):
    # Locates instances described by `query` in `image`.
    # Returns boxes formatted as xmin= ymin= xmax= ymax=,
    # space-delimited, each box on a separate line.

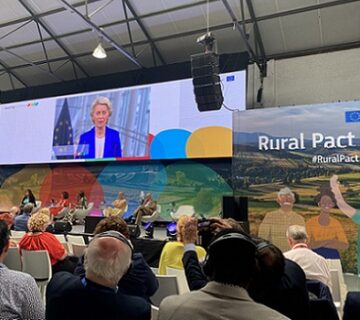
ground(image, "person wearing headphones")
xmin=159 ymin=228 xmax=289 ymax=320
xmin=46 ymin=231 xmax=151 ymax=320
xmin=180 ymin=217 xmax=310 ymax=320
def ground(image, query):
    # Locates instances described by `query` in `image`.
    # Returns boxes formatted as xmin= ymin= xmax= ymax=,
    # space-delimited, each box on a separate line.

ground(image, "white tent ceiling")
xmin=0 ymin=0 xmax=359 ymax=91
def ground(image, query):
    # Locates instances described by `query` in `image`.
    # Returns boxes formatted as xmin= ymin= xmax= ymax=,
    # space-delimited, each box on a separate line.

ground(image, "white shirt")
xmin=95 ymin=136 xmax=105 ymax=158
xmin=284 ymin=243 xmax=332 ymax=292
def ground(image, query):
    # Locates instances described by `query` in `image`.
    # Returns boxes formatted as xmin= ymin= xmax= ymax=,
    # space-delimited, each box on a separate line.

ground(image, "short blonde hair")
xmin=90 ymin=96 xmax=112 ymax=117
xmin=176 ymin=215 xmax=191 ymax=242
xmin=28 ymin=212 xmax=50 ymax=232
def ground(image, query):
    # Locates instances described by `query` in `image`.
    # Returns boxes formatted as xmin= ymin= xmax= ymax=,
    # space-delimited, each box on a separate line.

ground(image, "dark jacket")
xmin=76 ymin=126 xmax=122 ymax=159
xmin=46 ymin=272 xmax=150 ymax=320
xmin=74 ymin=252 xmax=158 ymax=301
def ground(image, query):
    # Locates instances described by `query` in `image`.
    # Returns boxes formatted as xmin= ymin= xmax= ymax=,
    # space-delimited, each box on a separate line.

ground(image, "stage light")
xmin=166 ymin=221 xmax=177 ymax=240
xmin=92 ymin=42 xmax=107 ymax=59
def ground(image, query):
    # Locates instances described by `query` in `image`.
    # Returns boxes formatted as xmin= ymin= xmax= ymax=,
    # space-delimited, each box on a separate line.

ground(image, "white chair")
xmin=171 ymin=205 xmax=195 ymax=220
xmin=151 ymin=305 xmax=159 ymax=320
xmin=151 ymin=267 xmax=159 ymax=275
xmin=11 ymin=231 xmax=26 ymax=238
xmin=54 ymin=234 xmax=66 ymax=243
xmin=142 ymin=205 xmax=161 ymax=223
xmin=73 ymin=202 xmax=94 ymax=223
xmin=326 ymin=259 xmax=347 ymax=307
xmin=21 ymin=249 xmax=52 ymax=302
xmin=71 ymin=243 xmax=87 ymax=257
xmin=166 ymin=266 xmax=190 ymax=294
xmin=4 ymin=247 xmax=22 ymax=271
xmin=151 ymin=275 xmax=179 ymax=307
xmin=35 ymin=200 xmax=42 ymax=208
xmin=330 ymin=269 xmax=342 ymax=310
xmin=67 ymin=234 xmax=85 ymax=245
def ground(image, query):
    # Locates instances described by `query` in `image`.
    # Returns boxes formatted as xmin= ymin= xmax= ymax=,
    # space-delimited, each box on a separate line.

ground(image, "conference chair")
xmin=54 ymin=234 xmax=67 ymax=243
xmin=103 ymin=203 xmax=128 ymax=218
xmin=166 ymin=266 xmax=190 ymax=294
xmin=330 ymin=269 xmax=342 ymax=310
xmin=73 ymin=202 xmax=94 ymax=224
xmin=21 ymin=249 xmax=52 ymax=303
xmin=11 ymin=230 xmax=26 ymax=238
xmin=4 ymin=247 xmax=22 ymax=271
xmin=151 ymin=305 xmax=159 ymax=320
xmin=142 ymin=205 xmax=161 ymax=223
xmin=151 ymin=275 xmax=179 ymax=307
xmin=170 ymin=205 xmax=195 ymax=220
xmin=71 ymin=243 xmax=87 ymax=257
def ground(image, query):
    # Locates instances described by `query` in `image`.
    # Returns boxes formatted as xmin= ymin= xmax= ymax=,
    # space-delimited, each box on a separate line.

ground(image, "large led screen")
xmin=0 ymin=70 xmax=245 ymax=165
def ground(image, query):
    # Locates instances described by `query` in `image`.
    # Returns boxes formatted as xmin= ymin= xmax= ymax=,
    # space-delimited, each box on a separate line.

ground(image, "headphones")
xmin=203 ymin=232 xmax=256 ymax=277
xmin=92 ymin=230 xmax=134 ymax=274
xmin=93 ymin=230 xmax=134 ymax=256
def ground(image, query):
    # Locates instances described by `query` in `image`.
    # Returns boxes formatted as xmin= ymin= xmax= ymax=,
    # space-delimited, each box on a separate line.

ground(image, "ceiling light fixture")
xmin=92 ymin=42 xmax=107 ymax=59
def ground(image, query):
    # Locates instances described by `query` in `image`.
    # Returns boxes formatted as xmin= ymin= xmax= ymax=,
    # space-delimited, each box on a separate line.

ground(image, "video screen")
xmin=0 ymin=70 xmax=246 ymax=165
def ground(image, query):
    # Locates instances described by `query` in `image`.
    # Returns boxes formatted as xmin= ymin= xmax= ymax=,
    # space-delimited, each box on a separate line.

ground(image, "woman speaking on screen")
xmin=76 ymin=96 xmax=122 ymax=159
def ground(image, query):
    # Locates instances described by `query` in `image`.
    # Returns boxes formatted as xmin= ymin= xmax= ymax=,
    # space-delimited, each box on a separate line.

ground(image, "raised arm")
xmin=330 ymin=175 xmax=356 ymax=218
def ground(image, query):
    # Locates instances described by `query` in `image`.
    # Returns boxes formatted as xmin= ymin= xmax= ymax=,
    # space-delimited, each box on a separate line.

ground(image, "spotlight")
xmin=92 ymin=43 xmax=107 ymax=59
xmin=166 ymin=221 xmax=177 ymax=240
xmin=144 ymin=222 xmax=154 ymax=239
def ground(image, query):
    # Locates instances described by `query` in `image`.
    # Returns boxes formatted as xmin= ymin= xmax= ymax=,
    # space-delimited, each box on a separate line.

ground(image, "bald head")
xmin=84 ymin=236 xmax=132 ymax=286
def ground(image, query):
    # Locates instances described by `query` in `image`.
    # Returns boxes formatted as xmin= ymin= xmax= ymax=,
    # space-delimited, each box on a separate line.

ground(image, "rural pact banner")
xmin=233 ymin=101 xmax=360 ymax=273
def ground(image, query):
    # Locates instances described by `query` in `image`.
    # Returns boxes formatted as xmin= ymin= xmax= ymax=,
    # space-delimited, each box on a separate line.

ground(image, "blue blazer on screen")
xmin=76 ymin=126 xmax=122 ymax=159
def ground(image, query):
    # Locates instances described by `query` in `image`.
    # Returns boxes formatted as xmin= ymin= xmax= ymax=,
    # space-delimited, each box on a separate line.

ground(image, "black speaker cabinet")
xmin=84 ymin=216 xmax=105 ymax=234
xmin=191 ymin=52 xmax=224 ymax=112
xmin=222 ymin=196 xmax=248 ymax=222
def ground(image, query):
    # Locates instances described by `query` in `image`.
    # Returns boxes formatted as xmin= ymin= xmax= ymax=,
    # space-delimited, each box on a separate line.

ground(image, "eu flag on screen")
xmin=53 ymin=99 xmax=74 ymax=159
xmin=345 ymin=110 xmax=360 ymax=123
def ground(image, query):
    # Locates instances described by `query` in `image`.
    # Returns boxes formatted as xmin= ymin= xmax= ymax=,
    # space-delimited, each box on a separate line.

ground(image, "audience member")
xmin=9 ymin=206 xmax=21 ymax=219
xmin=249 ymin=239 xmax=310 ymax=320
xmin=159 ymin=229 xmax=289 ymax=320
xmin=21 ymin=188 xmax=37 ymax=207
xmin=46 ymin=231 xmax=151 ymax=320
xmin=0 ymin=220 xmax=45 ymax=319
xmin=258 ymin=187 xmax=305 ymax=251
xmin=181 ymin=218 xmax=310 ymax=320
xmin=14 ymin=203 xmax=33 ymax=231
xmin=158 ymin=215 xmax=206 ymax=275
xmin=284 ymin=225 xmax=332 ymax=291
xmin=133 ymin=193 xmax=157 ymax=225
xmin=74 ymin=216 xmax=158 ymax=300
xmin=0 ymin=213 xmax=17 ymax=247
xmin=18 ymin=212 xmax=77 ymax=274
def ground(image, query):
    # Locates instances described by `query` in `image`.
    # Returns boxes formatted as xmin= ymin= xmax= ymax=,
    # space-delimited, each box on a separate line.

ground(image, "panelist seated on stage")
xmin=21 ymin=189 xmax=37 ymax=208
xmin=74 ymin=216 xmax=158 ymax=301
xmin=132 ymin=193 xmax=157 ymax=226
xmin=76 ymin=96 xmax=122 ymax=159
xmin=49 ymin=191 xmax=71 ymax=218
xmin=104 ymin=192 xmax=127 ymax=217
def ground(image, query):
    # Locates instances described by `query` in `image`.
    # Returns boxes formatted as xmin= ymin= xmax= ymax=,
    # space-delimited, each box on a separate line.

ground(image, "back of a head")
xmin=0 ymin=213 xmax=14 ymax=229
xmin=23 ymin=203 xmax=34 ymax=215
xmin=253 ymin=239 xmax=285 ymax=286
xmin=204 ymin=229 xmax=257 ymax=288
xmin=84 ymin=232 xmax=132 ymax=285
xmin=94 ymin=216 xmax=130 ymax=238
xmin=0 ymin=220 xmax=10 ymax=255
xmin=287 ymin=225 xmax=307 ymax=244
